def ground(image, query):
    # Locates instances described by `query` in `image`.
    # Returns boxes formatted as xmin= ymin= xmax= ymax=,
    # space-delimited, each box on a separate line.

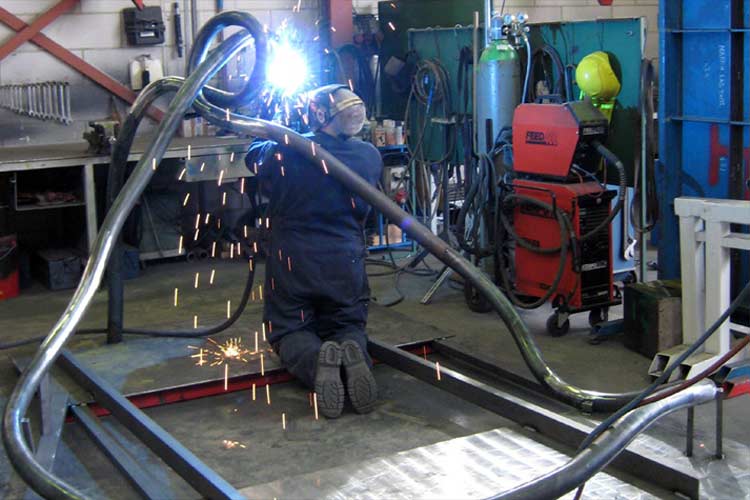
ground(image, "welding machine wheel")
xmin=464 ymin=282 xmax=493 ymax=313
xmin=546 ymin=312 xmax=570 ymax=337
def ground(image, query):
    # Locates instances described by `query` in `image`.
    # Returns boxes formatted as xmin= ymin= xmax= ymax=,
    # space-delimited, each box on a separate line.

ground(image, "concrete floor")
xmin=0 ymin=254 xmax=748 ymax=498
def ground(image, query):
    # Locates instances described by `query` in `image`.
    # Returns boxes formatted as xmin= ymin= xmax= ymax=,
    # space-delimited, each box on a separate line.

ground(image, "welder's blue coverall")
xmin=246 ymin=133 xmax=383 ymax=388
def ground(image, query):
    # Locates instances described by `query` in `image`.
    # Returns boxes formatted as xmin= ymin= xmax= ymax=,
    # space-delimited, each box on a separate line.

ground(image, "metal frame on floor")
xmin=19 ymin=338 xmax=708 ymax=500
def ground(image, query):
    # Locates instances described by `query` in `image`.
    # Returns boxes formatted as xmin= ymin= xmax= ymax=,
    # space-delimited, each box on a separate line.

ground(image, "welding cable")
xmin=521 ymin=34 xmax=532 ymax=104
xmin=580 ymin=140 xmax=626 ymax=242
xmin=105 ymin=79 xmax=258 ymax=340
xmin=4 ymin=29 xmax=258 ymax=500
xmin=496 ymin=194 xmax=575 ymax=309
xmin=528 ymin=44 xmax=568 ymax=103
xmin=631 ymin=58 xmax=659 ymax=234
xmin=455 ymin=155 xmax=497 ymax=258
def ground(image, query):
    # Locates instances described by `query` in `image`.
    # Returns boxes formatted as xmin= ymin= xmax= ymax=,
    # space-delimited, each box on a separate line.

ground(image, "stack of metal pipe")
xmin=0 ymin=81 xmax=72 ymax=124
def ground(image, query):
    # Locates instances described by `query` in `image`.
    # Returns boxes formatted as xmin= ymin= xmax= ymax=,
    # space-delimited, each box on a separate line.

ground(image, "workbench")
xmin=0 ymin=136 xmax=252 ymax=252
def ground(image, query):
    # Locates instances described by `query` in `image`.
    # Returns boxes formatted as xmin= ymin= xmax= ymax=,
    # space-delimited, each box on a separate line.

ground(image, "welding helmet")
xmin=576 ymin=51 xmax=621 ymax=101
xmin=308 ymin=84 xmax=366 ymax=137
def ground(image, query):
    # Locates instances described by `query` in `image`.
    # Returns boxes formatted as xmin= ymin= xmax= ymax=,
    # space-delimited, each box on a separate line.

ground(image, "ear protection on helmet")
xmin=308 ymin=84 xmax=360 ymax=131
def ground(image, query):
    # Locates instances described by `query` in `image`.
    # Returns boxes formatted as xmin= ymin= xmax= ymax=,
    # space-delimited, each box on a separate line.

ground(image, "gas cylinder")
xmin=476 ymin=16 xmax=521 ymax=155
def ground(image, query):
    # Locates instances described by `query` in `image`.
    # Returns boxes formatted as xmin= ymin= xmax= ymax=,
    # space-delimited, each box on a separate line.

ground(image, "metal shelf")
xmin=14 ymin=201 xmax=85 ymax=212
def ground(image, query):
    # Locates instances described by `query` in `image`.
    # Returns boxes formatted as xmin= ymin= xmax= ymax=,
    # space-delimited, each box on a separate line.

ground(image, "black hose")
xmin=585 ymin=141 xmax=626 ymax=241
xmin=187 ymin=10 xmax=268 ymax=109
xmin=497 ymin=194 xmax=574 ymax=309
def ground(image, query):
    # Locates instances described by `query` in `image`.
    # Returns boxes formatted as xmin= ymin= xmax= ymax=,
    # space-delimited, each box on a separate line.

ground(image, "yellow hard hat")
xmin=576 ymin=51 xmax=621 ymax=101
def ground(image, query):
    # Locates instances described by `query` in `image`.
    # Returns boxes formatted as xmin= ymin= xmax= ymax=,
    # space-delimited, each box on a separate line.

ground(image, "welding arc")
xmin=3 ymin=28 xmax=259 ymax=500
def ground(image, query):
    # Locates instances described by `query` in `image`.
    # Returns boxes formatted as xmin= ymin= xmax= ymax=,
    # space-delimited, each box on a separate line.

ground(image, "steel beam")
xmin=70 ymin=405 xmax=166 ymax=500
xmin=0 ymin=8 xmax=164 ymax=122
xmin=369 ymin=338 xmax=702 ymax=499
xmin=57 ymin=350 xmax=244 ymax=500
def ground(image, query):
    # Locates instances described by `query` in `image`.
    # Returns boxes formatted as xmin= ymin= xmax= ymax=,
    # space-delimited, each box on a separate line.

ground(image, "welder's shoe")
xmin=314 ymin=341 xmax=345 ymax=419
xmin=341 ymin=340 xmax=377 ymax=414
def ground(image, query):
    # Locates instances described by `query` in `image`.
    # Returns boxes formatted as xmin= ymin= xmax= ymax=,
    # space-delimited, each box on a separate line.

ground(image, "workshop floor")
xmin=0 ymin=255 xmax=748 ymax=498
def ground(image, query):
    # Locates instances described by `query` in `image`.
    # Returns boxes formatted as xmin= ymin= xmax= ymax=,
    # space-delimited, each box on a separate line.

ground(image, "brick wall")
xmin=0 ymin=0 xmax=320 ymax=146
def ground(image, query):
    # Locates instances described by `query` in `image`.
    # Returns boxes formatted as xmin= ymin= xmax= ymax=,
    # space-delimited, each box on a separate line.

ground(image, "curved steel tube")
xmin=3 ymin=9 xmax=667 ymax=499
xmin=1 ymin=32 xmax=255 ymax=500
xmin=191 ymin=96 xmax=642 ymax=412
xmin=490 ymin=380 xmax=720 ymax=500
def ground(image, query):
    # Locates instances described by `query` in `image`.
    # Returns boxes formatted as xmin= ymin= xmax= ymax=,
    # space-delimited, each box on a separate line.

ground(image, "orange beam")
xmin=0 ymin=7 xmax=164 ymax=122
xmin=0 ymin=0 xmax=79 ymax=61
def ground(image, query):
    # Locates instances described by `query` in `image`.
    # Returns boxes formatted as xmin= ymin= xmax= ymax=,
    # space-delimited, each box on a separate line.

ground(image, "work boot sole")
xmin=341 ymin=340 xmax=377 ymax=414
xmin=314 ymin=341 xmax=344 ymax=419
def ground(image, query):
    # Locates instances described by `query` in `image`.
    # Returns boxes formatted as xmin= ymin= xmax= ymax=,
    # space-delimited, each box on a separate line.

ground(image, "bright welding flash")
xmin=268 ymin=43 xmax=308 ymax=95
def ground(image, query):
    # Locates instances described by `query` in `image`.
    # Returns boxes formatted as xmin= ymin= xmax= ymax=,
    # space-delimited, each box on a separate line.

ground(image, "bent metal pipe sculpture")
xmin=1 ymin=11 xmax=718 ymax=499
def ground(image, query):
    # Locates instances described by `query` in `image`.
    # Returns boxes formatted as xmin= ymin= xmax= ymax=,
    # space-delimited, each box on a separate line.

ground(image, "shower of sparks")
xmin=194 ymin=228 xmax=200 ymax=241
xmin=178 ymin=235 xmax=184 ymax=254
xmin=205 ymin=213 xmax=211 ymax=225
xmin=269 ymin=321 xmax=273 ymax=334
xmin=249 ymin=259 xmax=254 ymax=271
xmin=348 ymin=79 xmax=354 ymax=91
xmin=436 ymin=361 xmax=442 ymax=381
xmin=260 ymin=353 xmax=265 ymax=375
xmin=284 ymin=134 xmax=289 ymax=145
xmin=194 ymin=272 xmax=200 ymax=288
xmin=252 ymin=290 xmax=256 ymax=301
xmin=253 ymin=162 xmax=258 ymax=174
xmin=253 ymin=242 xmax=258 ymax=253
xmin=236 ymin=242 xmax=241 ymax=255
xmin=252 ymin=383 xmax=256 ymax=401
xmin=243 ymin=225 xmax=248 ymax=238
xmin=224 ymin=364 xmax=229 ymax=390
xmin=281 ymin=165 xmax=285 ymax=176
xmin=179 ymin=168 xmax=187 ymax=181
xmin=195 ymin=213 xmax=201 ymax=229
xmin=259 ymin=285 xmax=263 ymax=298
xmin=262 ymin=322 xmax=266 ymax=341
xmin=276 ymin=152 xmax=283 ymax=162
xmin=174 ymin=288 xmax=179 ymax=307
xmin=230 ymin=152 xmax=235 ymax=163
xmin=282 ymin=413 xmax=286 ymax=430
xmin=311 ymin=142 xmax=316 ymax=156
xmin=152 ymin=158 xmax=157 ymax=170
xmin=240 ymin=178 xmax=246 ymax=194
xmin=218 ymin=218 xmax=222 ymax=229
xmin=313 ymin=393 xmax=319 ymax=420
xmin=266 ymin=384 xmax=271 ymax=405
xmin=210 ymin=269 xmax=216 ymax=285
xmin=278 ymin=249 xmax=283 ymax=261
xmin=300 ymin=309 xmax=304 ymax=321
xmin=227 ymin=300 xmax=231 ymax=319
xmin=183 ymin=193 xmax=191 ymax=206
xmin=351 ymin=198 xmax=356 ymax=209
xmin=288 ymin=257 xmax=292 ymax=272
xmin=254 ymin=331 xmax=259 ymax=353
xmin=388 ymin=21 xmax=396 ymax=31
xmin=265 ymin=218 xmax=270 ymax=229
xmin=222 ymin=192 xmax=227 ymax=206
xmin=191 ymin=348 xmax=206 ymax=366
xmin=187 ymin=144 xmax=192 ymax=160
xmin=194 ymin=315 xmax=198 ymax=329
xmin=212 ymin=241 xmax=217 ymax=257
xmin=321 ymin=160 xmax=329 ymax=174
xmin=218 ymin=169 xmax=225 ymax=186
xmin=330 ymin=26 xmax=337 ymax=32
xmin=226 ymin=108 xmax=231 ymax=121
xmin=200 ymin=162 xmax=206 ymax=172
xmin=230 ymin=244 xmax=235 ymax=259
xmin=222 ymin=439 xmax=246 ymax=449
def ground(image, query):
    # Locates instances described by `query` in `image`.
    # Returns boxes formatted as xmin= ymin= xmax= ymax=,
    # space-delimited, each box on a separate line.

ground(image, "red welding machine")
xmin=507 ymin=102 xmax=616 ymax=335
